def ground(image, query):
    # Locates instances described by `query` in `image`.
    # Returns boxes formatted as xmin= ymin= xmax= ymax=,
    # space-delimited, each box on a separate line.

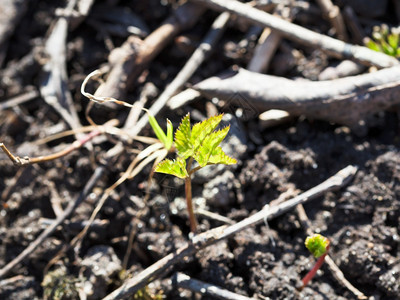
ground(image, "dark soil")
xmin=1 ymin=0 xmax=400 ymax=299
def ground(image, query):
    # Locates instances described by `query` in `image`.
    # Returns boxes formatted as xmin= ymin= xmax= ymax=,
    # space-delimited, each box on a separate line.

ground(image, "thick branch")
xmin=194 ymin=66 xmax=400 ymax=129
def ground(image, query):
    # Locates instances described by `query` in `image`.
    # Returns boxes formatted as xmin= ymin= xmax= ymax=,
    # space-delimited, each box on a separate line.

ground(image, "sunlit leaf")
xmin=305 ymin=234 xmax=330 ymax=258
xmin=165 ymin=119 xmax=173 ymax=150
xmin=174 ymin=113 xmax=192 ymax=158
xmin=155 ymin=157 xmax=188 ymax=178
xmin=208 ymin=146 xmax=237 ymax=165
xmin=146 ymin=109 xmax=168 ymax=147
xmin=194 ymin=126 xmax=230 ymax=167
xmin=191 ymin=114 xmax=224 ymax=151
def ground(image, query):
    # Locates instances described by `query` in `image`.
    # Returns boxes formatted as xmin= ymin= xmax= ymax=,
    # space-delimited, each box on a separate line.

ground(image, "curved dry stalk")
xmin=127 ymin=149 xmax=168 ymax=179
xmin=34 ymin=121 xmax=123 ymax=145
xmin=0 ymin=119 xmax=119 ymax=166
xmin=81 ymin=69 xmax=137 ymax=108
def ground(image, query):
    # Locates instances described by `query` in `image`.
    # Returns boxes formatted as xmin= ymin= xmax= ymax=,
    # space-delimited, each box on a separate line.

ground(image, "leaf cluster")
xmin=365 ymin=24 xmax=400 ymax=58
xmin=305 ymin=233 xmax=330 ymax=258
xmin=155 ymin=113 xmax=237 ymax=178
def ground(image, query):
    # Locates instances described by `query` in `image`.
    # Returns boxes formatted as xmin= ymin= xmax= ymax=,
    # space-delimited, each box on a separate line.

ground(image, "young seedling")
xmin=300 ymin=233 xmax=330 ymax=289
xmin=155 ymin=113 xmax=237 ymax=233
xmin=365 ymin=24 xmax=400 ymax=58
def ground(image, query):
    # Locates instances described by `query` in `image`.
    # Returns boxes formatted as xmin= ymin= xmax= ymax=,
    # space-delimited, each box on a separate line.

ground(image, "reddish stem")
xmin=301 ymin=244 xmax=330 ymax=288
xmin=185 ymin=176 xmax=198 ymax=233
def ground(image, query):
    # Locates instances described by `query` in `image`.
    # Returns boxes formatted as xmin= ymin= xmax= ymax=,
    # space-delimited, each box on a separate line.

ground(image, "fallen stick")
xmin=193 ymin=66 xmax=400 ymax=129
xmin=192 ymin=0 xmax=398 ymax=68
xmin=40 ymin=0 xmax=83 ymax=136
xmin=315 ymin=0 xmax=348 ymax=41
xmin=0 ymin=88 xmax=39 ymax=110
xmin=247 ymin=3 xmax=290 ymax=73
xmin=173 ymin=272 xmax=256 ymax=300
xmin=102 ymin=165 xmax=357 ymax=300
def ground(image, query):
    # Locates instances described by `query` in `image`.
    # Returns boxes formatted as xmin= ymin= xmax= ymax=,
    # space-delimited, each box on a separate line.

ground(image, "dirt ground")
xmin=0 ymin=0 xmax=400 ymax=299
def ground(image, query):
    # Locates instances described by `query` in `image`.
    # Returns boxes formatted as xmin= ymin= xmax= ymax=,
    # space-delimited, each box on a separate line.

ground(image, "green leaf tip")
xmin=155 ymin=157 xmax=188 ymax=179
xmin=175 ymin=113 xmax=192 ymax=158
xmin=145 ymin=109 xmax=174 ymax=150
xmin=305 ymin=234 xmax=330 ymax=258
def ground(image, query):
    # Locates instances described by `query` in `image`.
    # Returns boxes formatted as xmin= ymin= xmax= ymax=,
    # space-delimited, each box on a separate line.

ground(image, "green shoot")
xmin=301 ymin=234 xmax=330 ymax=289
xmin=155 ymin=113 xmax=237 ymax=232
xmin=144 ymin=109 xmax=173 ymax=151
xmin=365 ymin=24 xmax=400 ymax=58
xmin=305 ymin=233 xmax=330 ymax=258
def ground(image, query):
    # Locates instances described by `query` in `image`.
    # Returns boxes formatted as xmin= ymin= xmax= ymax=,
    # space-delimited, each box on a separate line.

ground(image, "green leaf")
xmin=305 ymin=234 xmax=330 ymax=258
xmin=208 ymin=146 xmax=237 ymax=165
xmin=155 ymin=157 xmax=188 ymax=178
xmin=191 ymin=114 xmax=224 ymax=150
xmin=194 ymin=126 xmax=230 ymax=167
xmin=365 ymin=39 xmax=381 ymax=52
xmin=165 ymin=119 xmax=173 ymax=150
xmin=380 ymin=40 xmax=393 ymax=56
xmin=174 ymin=113 xmax=192 ymax=158
xmin=388 ymin=33 xmax=399 ymax=51
xmin=146 ymin=109 xmax=168 ymax=147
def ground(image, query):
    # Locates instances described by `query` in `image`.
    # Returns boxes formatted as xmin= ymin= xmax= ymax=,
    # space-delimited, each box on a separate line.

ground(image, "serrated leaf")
xmin=194 ymin=126 xmax=230 ymax=167
xmin=208 ymin=146 xmax=237 ymax=165
xmin=174 ymin=113 xmax=192 ymax=158
xmin=155 ymin=157 xmax=188 ymax=178
xmin=191 ymin=114 xmax=223 ymax=151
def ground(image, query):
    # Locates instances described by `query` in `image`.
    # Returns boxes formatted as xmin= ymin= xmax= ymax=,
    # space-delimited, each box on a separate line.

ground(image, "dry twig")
xmin=192 ymin=0 xmax=399 ymax=68
xmin=315 ymin=0 xmax=348 ymax=41
xmin=40 ymin=0 xmax=83 ymax=136
xmin=0 ymin=119 xmax=118 ymax=166
xmin=0 ymin=89 xmax=39 ymax=111
xmin=247 ymin=4 xmax=291 ymax=73
xmin=174 ymin=272 xmax=256 ymax=300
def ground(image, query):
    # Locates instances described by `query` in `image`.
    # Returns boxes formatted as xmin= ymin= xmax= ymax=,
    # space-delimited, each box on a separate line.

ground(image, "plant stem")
xmin=185 ymin=157 xmax=198 ymax=232
xmin=301 ymin=244 xmax=330 ymax=288
xmin=185 ymin=175 xmax=198 ymax=233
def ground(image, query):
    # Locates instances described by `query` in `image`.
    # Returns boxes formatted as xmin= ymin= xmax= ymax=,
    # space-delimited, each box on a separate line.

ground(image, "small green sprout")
xmin=144 ymin=109 xmax=173 ymax=151
xmin=300 ymin=233 xmax=330 ymax=289
xmin=155 ymin=113 xmax=237 ymax=232
xmin=364 ymin=24 xmax=400 ymax=58
xmin=305 ymin=233 xmax=330 ymax=258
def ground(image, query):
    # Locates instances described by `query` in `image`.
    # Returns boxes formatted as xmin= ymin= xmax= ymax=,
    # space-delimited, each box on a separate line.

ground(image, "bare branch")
xmin=192 ymin=0 xmax=398 ymax=68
